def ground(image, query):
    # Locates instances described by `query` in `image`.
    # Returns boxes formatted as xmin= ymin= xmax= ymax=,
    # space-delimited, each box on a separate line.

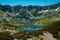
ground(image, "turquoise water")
xmin=17 ymin=26 xmax=43 ymax=32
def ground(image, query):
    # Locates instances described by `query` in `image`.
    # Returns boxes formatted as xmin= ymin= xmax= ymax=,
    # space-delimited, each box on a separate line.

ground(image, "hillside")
xmin=0 ymin=2 xmax=60 ymax=27
xmin=0 ymin=2 xmax=60 ymax=40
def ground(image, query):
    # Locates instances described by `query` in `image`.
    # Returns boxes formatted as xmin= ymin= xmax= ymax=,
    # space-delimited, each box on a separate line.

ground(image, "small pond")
xmin=17 ymin=26 xmax=44 ymax=32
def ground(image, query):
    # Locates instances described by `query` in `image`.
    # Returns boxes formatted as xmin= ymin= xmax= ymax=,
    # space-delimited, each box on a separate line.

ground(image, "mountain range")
xmin=0 ymin=2 xmax=60 ymax=26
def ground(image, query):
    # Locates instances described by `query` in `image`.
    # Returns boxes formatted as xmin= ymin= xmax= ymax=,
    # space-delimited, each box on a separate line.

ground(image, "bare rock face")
xmin=26 ymin=38 xmax=32 ymax=40
xmin=13 ymin=38 xmax=18 ymax=40
xmin=0 ymin=27 xmax=18 ymax=35
xmin=42 ymin=32 xmax=56 ymax=40
xmin=0 ymin=26 xmax=6 ymax=32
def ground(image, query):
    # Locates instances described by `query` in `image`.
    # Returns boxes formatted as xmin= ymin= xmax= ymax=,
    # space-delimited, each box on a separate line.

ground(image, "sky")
xmin=0 ymin=0 xmax=60 ymax=6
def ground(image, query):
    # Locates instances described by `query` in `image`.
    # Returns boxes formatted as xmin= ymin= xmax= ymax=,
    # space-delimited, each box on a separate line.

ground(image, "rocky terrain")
xmin=0 ymin=2 xmax=60 ymax=40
